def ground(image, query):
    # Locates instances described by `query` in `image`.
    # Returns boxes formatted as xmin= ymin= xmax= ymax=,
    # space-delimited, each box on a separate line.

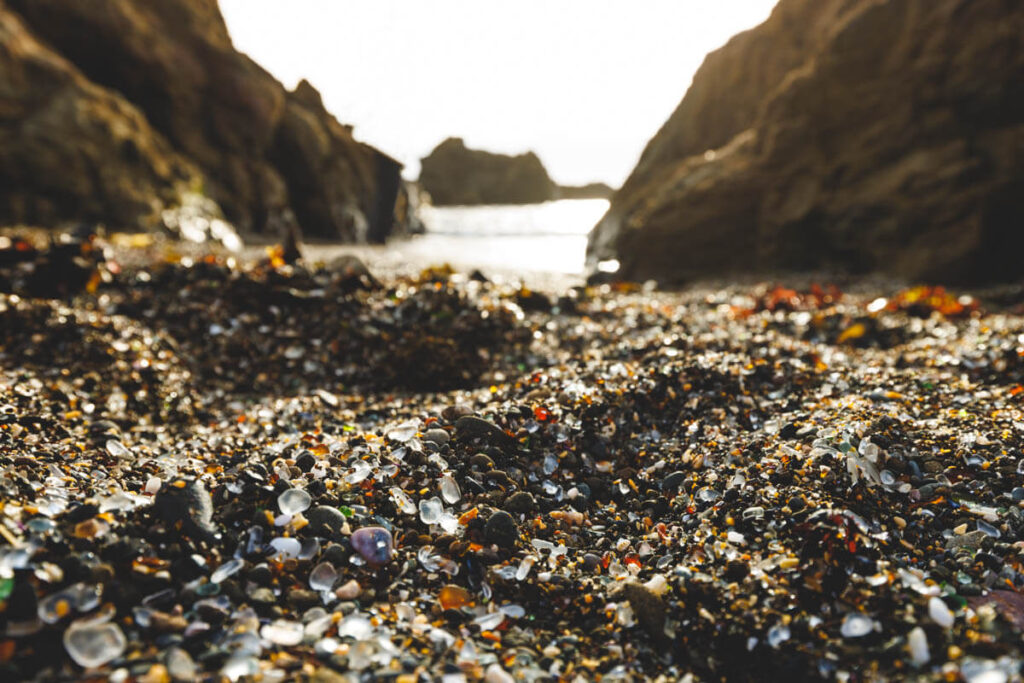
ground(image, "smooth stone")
xmin=661 ymin=471 xmax=686 ymax=494
xmin=504 ymin=491 xmax=537 ymax=514
xmin=350 ymin=526 xmax=394 ymax=566
xmin=335 ymin=580 xmax=361 ymax=600
xmin=484 ymin=511 xmax=518 ymax=549
xmin=306 ymin=506 xmax=347 ymax=537
xmin=946 ymin=530 xmax=988 ymax=552
xmin=153 ymin=478 xmax=217 ymax=542
xmin=322 ymin=543 xmax=348 ymax=566
xmin=63 ymin=620 xmax=127 ymax=668
xmin=613 ymin=582 xmax=665 ymax=640
xmin=455 ymin=416 xmax=511 ymax=446
xmin=286 ymin=588 xmax=319 ymax=611
xmin=249 ymin=588 xmax=276 ymax=608
xmin=422 ymin=428 xmax=450 ymax=447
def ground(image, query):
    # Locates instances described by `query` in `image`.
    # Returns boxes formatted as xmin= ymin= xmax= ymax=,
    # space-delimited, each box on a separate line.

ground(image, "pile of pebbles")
xmin=2 ymin=242 xmax=1024 ymax=681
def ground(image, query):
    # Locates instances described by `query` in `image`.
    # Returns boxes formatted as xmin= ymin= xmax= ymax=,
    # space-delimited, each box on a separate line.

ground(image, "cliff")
xmin=0 ymin=0 xmax=411 ymax=242
xmin=589 ymin=0 xmax=1024 ymax=284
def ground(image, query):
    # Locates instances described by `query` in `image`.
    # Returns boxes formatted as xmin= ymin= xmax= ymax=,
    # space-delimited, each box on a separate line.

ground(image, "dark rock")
xmin=322 ymin=543 xmax=348 ymax=566
xmin=484 ymin=510 xmax=518 ymax=549
xmin=422 ymin=428 xmax=450 ymax=448
xmin=588 ymin=0 xmax=1024 ymax=285
xmin=556 ymin=183 xmax=614 ymax=200
xmin=3 ymin=0 xmax=415 ymax=242
xmin=504 ymin=491 xmax=537 ymax=514
xmin=661 ymin=471 xmax=686 ymax=495
xmin=294 ymin=451 xmax=317 ymax=472
xmin=455 ymin=416 xmax=512 ymax=448
xmin=419 ymin=138 xmax=555 ymax=206
xmin=246 ymin=564 xmax=273 ymax=586
xmin=306 ymin=506 xmax=347 ymax=538
xmin=613 ymin=582 xmax=666 ymax=641
xmin=153 ymin=477 xmax=217 ymax=543
xmin=286 ymin=587 xmax=319 ymax=610
xmin=0 ymin=4 xmax=199 ymax=233
xmin=249 ymin=587 xmax=276 ymax=612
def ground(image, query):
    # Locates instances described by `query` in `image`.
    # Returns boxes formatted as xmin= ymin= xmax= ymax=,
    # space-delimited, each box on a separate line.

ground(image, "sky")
xmin=219 ymin=1 xmax=778 ymax=187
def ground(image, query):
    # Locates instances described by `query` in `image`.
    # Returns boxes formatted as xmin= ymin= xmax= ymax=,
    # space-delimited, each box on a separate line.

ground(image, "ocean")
xmin=297 ymin=199 xmax=608 ymax=288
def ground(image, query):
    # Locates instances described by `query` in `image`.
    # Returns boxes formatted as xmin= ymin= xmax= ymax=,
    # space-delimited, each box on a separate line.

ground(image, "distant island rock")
xmin=557 ymin=183 xmax=614 ymax=201
xmin=420 ymin=138 xmax=613 ymax=206
xmin=588 ymin=0 xmax=1024 ymax=284
xmin=0 ymin=0 xmax=416 ymax=243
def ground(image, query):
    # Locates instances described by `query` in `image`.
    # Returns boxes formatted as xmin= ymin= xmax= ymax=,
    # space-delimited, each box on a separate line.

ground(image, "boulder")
xmin=588 ymin=0 xmax=1024 ymax=284
xmin=2 ymin=0 xmax=411 ymax=241
xmin=419 ymin=137 xmax=555 ymax=205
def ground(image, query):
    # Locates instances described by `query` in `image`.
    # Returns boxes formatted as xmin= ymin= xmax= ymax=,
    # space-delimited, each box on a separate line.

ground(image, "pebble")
xmin=614 ymin=582 xmax=666 ymax=640
xmin=946 ymin=530 xmax=988 ymax=552
xmin=278 ymin=488 xmax=312 ymax=516
xmin=306 ymin=506 xmax=347 ymax=536
xmin=929 ymin=596 xmax=955 ymax=628
xmin=350 ymin=526 xmax=394 ymax=566
xmin=840 ymin=613 xmax=874 ymax=638
xmin=423 ymin=428 xmax=450 ymax=447
xmin=335 ymin=580 xmax=361 ymax=600
xmin=309 ymin=562 xmax=338 ymax=591
xmin=63 ymin=619 xmax=127 ymax=668
xmin=907 ymin=626 xmax=930 ymax=666
xmin=153 ymin=478 xmax=217 ymax=542
xmin=454 ymin=416 xmax=510 ymax=446
xmin=484 ymin=511 xmax=518 ymax=548
xmin=503 ymin=491 xmax=537 ymax=514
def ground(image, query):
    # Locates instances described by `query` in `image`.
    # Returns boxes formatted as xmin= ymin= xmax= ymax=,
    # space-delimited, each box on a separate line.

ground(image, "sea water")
xmin=298 ymin=199 xmax=609 ymax=284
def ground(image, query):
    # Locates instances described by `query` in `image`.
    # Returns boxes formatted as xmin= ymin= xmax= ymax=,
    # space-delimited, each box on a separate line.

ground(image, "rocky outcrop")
xmin=557 ymin=183 xmax=614 ymax=200
xmin=419 ymin=138 xmax=555 ymax=206
xmin=0 ymin=2 xmax=199 ymax=231
xmin=589 ymin=0 xmax=1024 ymax=284
xmin=1 ymin=0 xmax=410 ymax=242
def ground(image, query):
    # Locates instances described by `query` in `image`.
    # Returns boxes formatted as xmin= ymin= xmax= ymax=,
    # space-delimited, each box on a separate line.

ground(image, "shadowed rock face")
xmin=1 ymin=0 xmax=409 ymax=241
xmin=419 ymin=138 xmax=556 ymax=206
xmin=0 ymin=2 xmax=199 ymax=230
xmin=589 ymin=0 xmax=1024 ymax=285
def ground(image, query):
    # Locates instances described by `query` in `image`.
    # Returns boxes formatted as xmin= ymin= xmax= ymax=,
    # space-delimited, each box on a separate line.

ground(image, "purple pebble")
xmin=350 ymin=526 xmax=393 ymax=566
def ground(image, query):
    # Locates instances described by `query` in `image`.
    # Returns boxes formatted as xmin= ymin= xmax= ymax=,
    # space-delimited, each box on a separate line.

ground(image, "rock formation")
xmin=589 ymin=0 xmax=1024 ymax=284
xmin=0 ymin=0 xmax=412 ymax=242
xmin=557 ymin=183 xmax=614 ymax=200
xmin=0 ymin=3 xmax=199 ymax=232
xmin=419 ymin=138 xmax=556 ymax=206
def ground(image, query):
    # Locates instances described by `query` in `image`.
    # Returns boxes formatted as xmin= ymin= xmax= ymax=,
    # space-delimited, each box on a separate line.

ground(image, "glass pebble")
xmin=350 ymin=526 xmax=394 ymax=566
xmin=440 ymin=475 xmax=461 ymax=504
xmin=840 ymin=613 xmax=874 ymax=638
xmin=907 ymin=626 xmax=930 ymax=665
xmin=419 ymin=497 xmax=443 ymax=525
xmin=277 ymin=488 xmax=311 ymax=516
xmin=268 ymin=537 xmax=301 ymax=559
xmin=210 ymin=558 xmax=244 ymax=584
xmin=767 ymin=624 xmax=790 ymax=647
xmin=309 ymin=562 xmax=338 ymax=592
xmin=64 ymin=619 xmax=126 ymax=668
xmin=105 ymin=440 xmax=131 ymax=460
xmin=260 ymin=620 xmax=304 ymax=646
xmin=929 ymin=596 xmax=954 ymax=628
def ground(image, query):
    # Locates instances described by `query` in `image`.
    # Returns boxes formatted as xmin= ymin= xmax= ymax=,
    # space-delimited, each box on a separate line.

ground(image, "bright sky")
xmin=220 ymin=0 xmax=778 ymax=187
